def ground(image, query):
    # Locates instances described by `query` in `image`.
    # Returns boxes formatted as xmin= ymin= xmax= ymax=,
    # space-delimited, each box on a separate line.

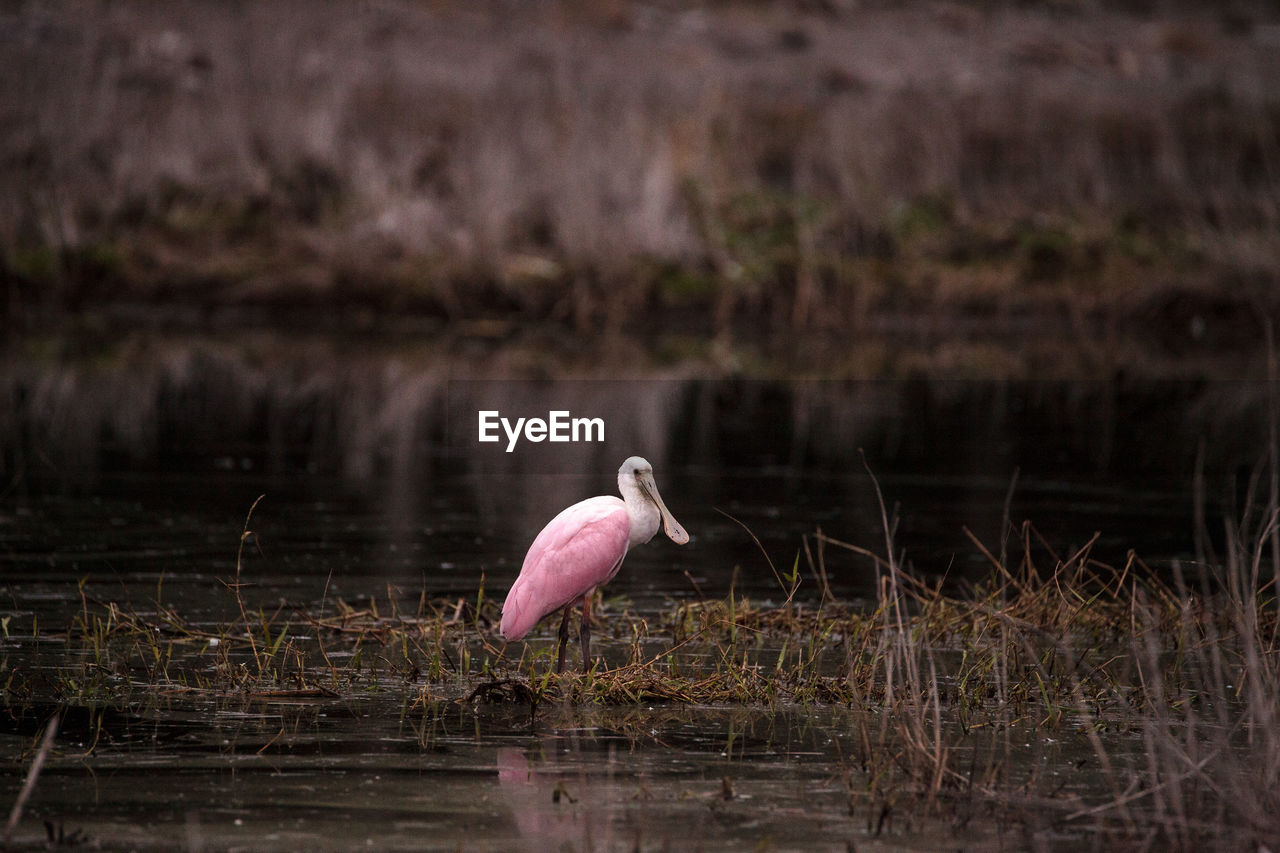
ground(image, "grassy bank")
xmin=5 ymin=491 xmax=1279 ymax=848
xmin=2 ymin=1 xmax=1278 ymax=371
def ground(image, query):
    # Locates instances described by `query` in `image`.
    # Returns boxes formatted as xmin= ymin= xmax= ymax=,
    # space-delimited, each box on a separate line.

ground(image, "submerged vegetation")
xmin=5 ymin=480 xmax=1279 ymax=849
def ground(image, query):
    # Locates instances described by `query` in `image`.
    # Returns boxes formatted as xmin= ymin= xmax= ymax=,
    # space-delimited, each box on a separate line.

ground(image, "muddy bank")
xmin=2 ymin=1 xmax=1278 ymax=372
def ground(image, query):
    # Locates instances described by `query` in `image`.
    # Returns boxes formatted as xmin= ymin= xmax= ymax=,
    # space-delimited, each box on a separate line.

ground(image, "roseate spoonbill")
xmin=500 ymin=456 xmax=689 ymax=672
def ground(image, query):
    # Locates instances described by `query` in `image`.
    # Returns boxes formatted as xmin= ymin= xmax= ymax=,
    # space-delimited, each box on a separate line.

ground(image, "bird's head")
xmin=619 ymin=456 xmax=689 ymax=544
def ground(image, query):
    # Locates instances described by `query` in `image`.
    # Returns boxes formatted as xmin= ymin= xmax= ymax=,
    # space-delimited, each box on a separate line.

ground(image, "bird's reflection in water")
xmin=496 ymin=745 xmax=616 ymax=850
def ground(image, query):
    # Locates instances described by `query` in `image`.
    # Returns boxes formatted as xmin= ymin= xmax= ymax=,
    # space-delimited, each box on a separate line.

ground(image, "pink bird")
xmin=500 ymin=456 xmax=689 ymax=672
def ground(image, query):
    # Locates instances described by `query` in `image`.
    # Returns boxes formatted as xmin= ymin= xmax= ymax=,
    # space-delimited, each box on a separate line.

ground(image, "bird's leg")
xmin=555 ymin=608 xmax=572 ymax=674
xmin=579 ymin=593 xmax=592 ymax=671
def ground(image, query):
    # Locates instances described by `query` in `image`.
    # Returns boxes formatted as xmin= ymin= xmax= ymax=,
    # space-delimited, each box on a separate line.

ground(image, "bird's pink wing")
xmin=500 ymin=497 xmax=630 ymax=640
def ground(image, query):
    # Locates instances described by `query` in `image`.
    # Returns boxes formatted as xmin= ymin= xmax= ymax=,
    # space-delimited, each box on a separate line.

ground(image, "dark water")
xmin=1 ymin=336 xmax=1274 ymax=849
xmin=2 ymin=355 xmax=1265 ymax=611
xmin=0 ymin=693 xmax=1124 ymax=851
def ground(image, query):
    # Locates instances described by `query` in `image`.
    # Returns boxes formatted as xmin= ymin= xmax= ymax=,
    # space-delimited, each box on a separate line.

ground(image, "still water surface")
xmin=1 ymin=339 xmax=1272 ymax=849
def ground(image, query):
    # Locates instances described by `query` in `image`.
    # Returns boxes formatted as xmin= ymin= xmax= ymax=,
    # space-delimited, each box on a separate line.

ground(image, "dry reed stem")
xmin=15 ymin=487 xmax=1280 ymax=847
xmin=3 ymin=714 xmax=59 ymax=847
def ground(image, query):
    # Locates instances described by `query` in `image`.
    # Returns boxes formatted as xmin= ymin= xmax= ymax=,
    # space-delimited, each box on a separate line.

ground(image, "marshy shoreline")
xmin=5 ymin=491 xmax=1279 ymax=850
xmin=3 ymin=1 xmax=1278 ymax=377
xmin=5 ymin=2 xmax=1280 ymax=849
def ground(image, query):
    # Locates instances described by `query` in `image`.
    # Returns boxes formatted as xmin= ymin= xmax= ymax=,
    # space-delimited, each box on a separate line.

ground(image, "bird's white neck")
xmin=618 ymin=470 xmax=661 ymax=547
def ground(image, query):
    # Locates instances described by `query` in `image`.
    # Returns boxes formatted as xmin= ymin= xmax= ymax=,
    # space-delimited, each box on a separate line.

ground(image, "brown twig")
xmin=4 ymin=714 xmax=59 ymax=847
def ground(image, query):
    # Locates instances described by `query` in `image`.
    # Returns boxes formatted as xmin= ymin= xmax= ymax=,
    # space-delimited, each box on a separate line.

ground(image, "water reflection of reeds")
xmin=4 ymin=334 xmax=1277 ymax=578
xmin=4 ymin=334 xmax=1274 ymax=494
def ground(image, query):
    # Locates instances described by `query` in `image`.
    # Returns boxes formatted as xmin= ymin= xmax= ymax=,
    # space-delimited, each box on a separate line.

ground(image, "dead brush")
xmin=19 ymin=459 xmax=1280 ymax=850
xmin=1108 ymin=516 xmax=1280 ymax=847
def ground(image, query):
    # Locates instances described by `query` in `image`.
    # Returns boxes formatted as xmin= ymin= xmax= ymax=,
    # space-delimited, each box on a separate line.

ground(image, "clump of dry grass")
xmin=27 ymin=499 xmax=1269 ymax=850
xmin=6 ymin=454 xmax=1280 ymax=848
xmin=2 ymin=518 xmax=1273 ymax=849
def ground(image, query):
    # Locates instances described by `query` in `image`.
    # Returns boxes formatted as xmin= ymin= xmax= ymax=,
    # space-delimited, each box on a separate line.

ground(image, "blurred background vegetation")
xmin=2 ymin=0 xmax=1277 ymax=376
